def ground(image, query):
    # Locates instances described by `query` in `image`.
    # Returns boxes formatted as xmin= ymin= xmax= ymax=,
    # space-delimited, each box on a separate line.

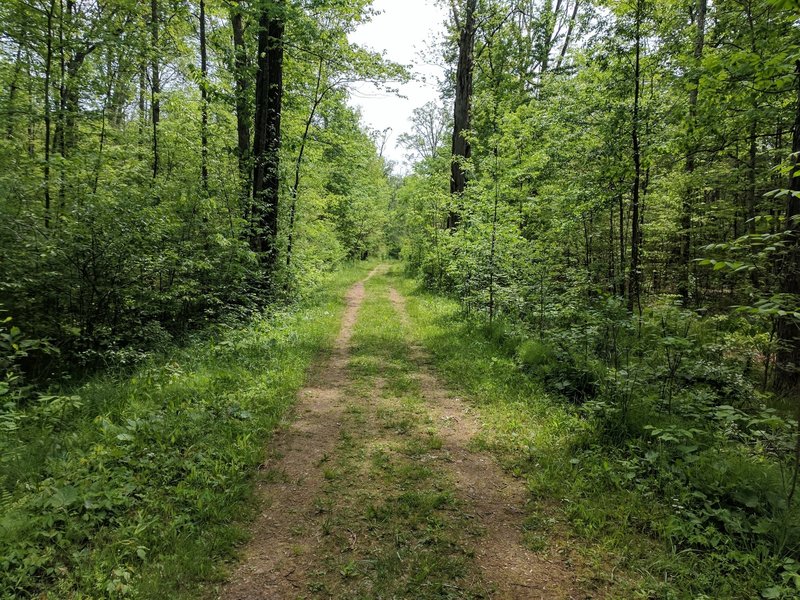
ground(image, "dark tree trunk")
xmin=251 ymin=0 xmax=285 ymax=274
xmin=55 ymin=0 xmax=66 ymax=162
xmin=43 ymin=0 xmax=55 ymax=229
xmin=200 ymin=0 xmax=209 ymax=193
xmin=53 ymin=1 xmax=86 ymax=156
xmin=151 ymin=0 xmax=160 ymax=179
xmin=231 ymin=5 xmax=252 ymax=211
xmin=448 ymin=0 xmax=477 ymax=229
xmin=555 ymin=0 xmax=579 ymax=71
xmin=775 ymin=60 xmax=800 ymax=393
xmin=679 ymin=0 xmax=706 ymax=304
xmin=55 ymin=0 xmax=68 ymax=214
xmin=629 ymin=0 xmax=643 ymax=313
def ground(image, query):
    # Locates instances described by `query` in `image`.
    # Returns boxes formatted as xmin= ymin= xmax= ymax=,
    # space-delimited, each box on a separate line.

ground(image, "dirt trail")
xmin=221 ymin=268 xmax=590 ymax=599
xmin=220 ymin=267 xmax=383 ymax=600
xmin=388 ymin=286 xmax=586 ymax=600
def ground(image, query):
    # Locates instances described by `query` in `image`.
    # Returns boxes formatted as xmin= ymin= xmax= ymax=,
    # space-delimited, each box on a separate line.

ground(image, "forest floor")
xmin=220 ymin=265 xmax=604 ymax=599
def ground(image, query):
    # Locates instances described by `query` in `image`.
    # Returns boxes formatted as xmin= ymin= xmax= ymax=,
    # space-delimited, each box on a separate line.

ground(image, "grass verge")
xmin=0 ymin=261 xmax=375 ymax=599
xmin=388 ymin=265 xmax=788 ymax=599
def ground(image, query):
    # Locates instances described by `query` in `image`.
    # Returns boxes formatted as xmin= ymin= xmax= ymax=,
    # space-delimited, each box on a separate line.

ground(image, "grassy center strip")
xmin=306 ymin=273 xmax=489 ymax=599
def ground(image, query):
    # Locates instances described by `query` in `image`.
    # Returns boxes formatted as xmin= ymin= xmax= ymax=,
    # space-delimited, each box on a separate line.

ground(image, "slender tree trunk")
xmin=555 ymin=0 xmax=579 ymax=71
xmin=489 ymin=145 xmax=499 ymax=323
xmin=43 ymin=0 xmax=55 ymax=229
xmin=26 ymin=48 xmax=35 ymax=157
xmin=609 ymin=202 xmax=616 ymax=294
xmin=251 ymin=0 xmax=285 ymax=274
xmin=231 ymin=5 xmax=252 ymax=212
xmin=55 ymin=0 xmax=66 ymax=160
xmin=629 ymin=0 xmax=643 ymax=313
xmin=287 ymin=58 xmax=324 ymax=270
xmin=151 ymin=0 xmax=160 ymax=179
xmin=448 ymin=0 xmax=477 ymax=229
xmin=200 ymin=0 xmax=209 ymax=193
xmin=94 ymin=52 xmax=115 ymax=195
xmin=746 ymin=119 xmax=758 ymax=234
xmin=619 ymin=192 xmax=626 ymax=296
xmin=138 ymin=61 xmax=146 ymax=136
xmin=540 ymin=0 xmax=563 ymax=75
xmin=775 ymin=60 xmax=800 ymax=393
xmin=5 ymin=33 xmax=25 ymax=140
xmin=679 ymin=0 xmax=706 ymax=304
xmin=56 ymin=0 xmax=67 ymax=214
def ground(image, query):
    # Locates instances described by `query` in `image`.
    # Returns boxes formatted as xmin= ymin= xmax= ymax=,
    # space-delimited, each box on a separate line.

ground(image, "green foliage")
xmin=392 ymin=269 xmax=800 ymax=597
xmin=0 ymin=263 xmax=372 ymax=598
xmin=0 ymin=0 xmax=396 ymax=370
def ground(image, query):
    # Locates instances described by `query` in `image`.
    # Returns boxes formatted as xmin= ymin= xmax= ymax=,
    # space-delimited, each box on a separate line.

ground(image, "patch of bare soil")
xmin=219 ymin=267 xmax=383 ymax=600
xmin=388 ymin=286 xmax=597 ymax=600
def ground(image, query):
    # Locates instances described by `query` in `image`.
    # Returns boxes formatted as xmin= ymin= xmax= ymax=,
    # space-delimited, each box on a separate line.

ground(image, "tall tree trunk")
xmin=251 ymin=0 xmax=285 ymax=274
xmin=5 ymin=32 xmax=25 ymax=140
xmin=63 ymin=1 xmax=82 ymax=153
xmin=540 ymin=0 xmax=563 ymax=76
xmin=93 ymin=52 xmax=115 ymax=195
xmin=26 ymin=48 xmax=35 ymax=157
xmin=287 ymin=57 xmax=324 ymax=270
xmin=200 ymin=0 xmax=209 ymax=193
xmin=448 ymin=0 xmax=477 ymax=229
xmin=555 ymin=0 xmax=579 ymax=71
xmin=746 ymin=119 xmax=758 ymax=234
xmin=138 ymin=61 xmax=146 ymax=136
xmin=43 ymin=0 xmax=55 ymax=229
xmin=679 ymin=0 xmax=706 ymax=304
xmin=56 ymin=0 xmax=67 ymax=213
xmin=231 ymin=5 xmax=251 ymax=212
xmin=629 ymin=0 xmax=643 ymax=313
xmin=775 ymin=60 xmax=800 ymax=393
xmin=55 ymin=0 xmax=66 ymax=161
xmin=151 ymin=0 xmax=160 ymax=179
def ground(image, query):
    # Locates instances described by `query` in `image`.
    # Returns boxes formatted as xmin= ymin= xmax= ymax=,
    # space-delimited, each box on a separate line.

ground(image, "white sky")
xmin=348 ymin=0 xmax=447 ymax=171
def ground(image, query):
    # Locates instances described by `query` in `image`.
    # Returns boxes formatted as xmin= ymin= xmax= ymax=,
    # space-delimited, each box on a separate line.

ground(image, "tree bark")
xmin=555 ymin=0 xmax=579 ymax=71
xmin=151 ymin=0 xmax=160 ymax=179
xmin=138 ymin=61 xmax=146 ymax=136
xmin=43 ymin=0 xmax=55 ymax=229
xmin=251 ymin=0 xmax=285 ymax=274
xmin=231 ymin=4 xmax=252 ymax=211
xmin=200 ymin=0 xmax=209 ymax=193
xmin=448 ymin=0 xmax=477 ymax=229
xmin=746 ymin=119 xmax=758 ymax=234
xmin=775 ymin=60 xmax=800 ymax=393
xmin=679 ymin=0 xmax=706 ymax=304
xmin=629 ymin=0 xmax=643 ymax=313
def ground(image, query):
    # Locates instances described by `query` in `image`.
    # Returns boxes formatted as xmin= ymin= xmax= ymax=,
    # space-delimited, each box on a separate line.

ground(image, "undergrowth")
xmin=0 ymin=261 xmax=375 ymax=599
xmin=390 ymin=265 xmax=800 ymax=600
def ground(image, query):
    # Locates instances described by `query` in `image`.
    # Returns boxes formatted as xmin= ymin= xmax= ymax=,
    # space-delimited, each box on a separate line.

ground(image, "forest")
xmin=1 ymin=0 xmax=799 ymax=597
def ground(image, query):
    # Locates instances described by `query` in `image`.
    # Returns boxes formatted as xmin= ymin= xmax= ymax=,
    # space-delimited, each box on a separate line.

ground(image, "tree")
xmin=448 ymin=0 xmax=477 ymax=229
xmin=775 ymin=59 xmax=800 ymax=392
xmin=251 ymin=0 xmax=286 ymax=277
xmin=399 ymin=101 xmax=450 ymax=162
